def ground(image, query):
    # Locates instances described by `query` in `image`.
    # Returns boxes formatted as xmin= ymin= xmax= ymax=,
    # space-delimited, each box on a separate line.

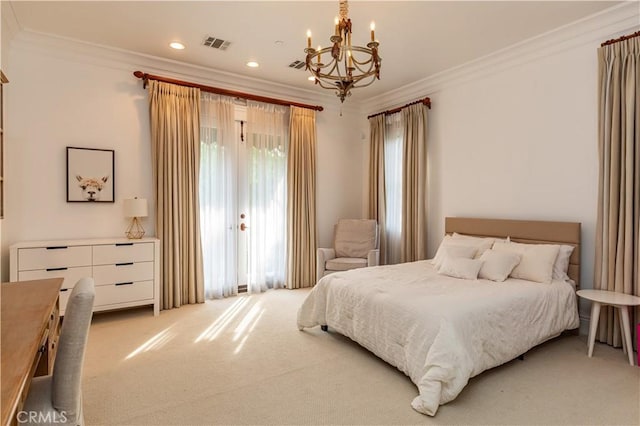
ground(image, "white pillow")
xmin=433 ymin=245 xmax=478 ymax=270
xmin=438 ymin=257 xmax=483 ymax=280
xmin=431 ymin=235 xmax=458 ymax=265
xmin=450 ymin=233 xmax=495 ymax=259
xmin=492 ymin=241 xmax=559 ymax=284
xmin=478 ymin=249 xmax=521 ymax=282
xmin=553 ymin=245 xmax=574 ymax=281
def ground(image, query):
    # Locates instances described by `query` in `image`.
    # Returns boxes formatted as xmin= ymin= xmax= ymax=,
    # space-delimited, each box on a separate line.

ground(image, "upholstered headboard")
xmin=444 ymin=217 xmax=581 ymax=289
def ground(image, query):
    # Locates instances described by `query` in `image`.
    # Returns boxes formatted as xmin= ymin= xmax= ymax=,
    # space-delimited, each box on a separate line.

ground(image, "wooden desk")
xmin=1 ymin=278 xmax=62 ymax=426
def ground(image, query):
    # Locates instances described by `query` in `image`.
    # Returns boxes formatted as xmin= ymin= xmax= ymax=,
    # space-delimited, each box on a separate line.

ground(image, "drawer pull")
xmin=46 ymin=246 xmax=68 ymax=250
xmin=60 ymin=288 xmax=69 ymax=292
xmin=115 ymin=282 xmax=134 ymax=286
xmin=46 ymin=267 xmax=68 ymax=271
xmin=39 ymin=345 xmax=46 ymax=353
xmin=115 ymin=243 xmax=134 ymax=247
xmin=116 ymin=262 xmax=134 ymax=267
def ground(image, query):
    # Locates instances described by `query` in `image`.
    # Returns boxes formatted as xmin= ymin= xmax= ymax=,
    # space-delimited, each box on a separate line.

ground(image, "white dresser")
xmin=10 ymin=237 xmax=160 ymax=316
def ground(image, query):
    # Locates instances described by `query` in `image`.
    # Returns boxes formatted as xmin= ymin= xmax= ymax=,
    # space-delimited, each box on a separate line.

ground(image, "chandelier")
xmin=305 ymin=0 xmax=381 ymax=103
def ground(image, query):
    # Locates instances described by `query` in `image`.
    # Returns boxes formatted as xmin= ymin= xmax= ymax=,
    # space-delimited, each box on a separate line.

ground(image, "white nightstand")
xmin=577 ymin=289 xmax=640 ymax=366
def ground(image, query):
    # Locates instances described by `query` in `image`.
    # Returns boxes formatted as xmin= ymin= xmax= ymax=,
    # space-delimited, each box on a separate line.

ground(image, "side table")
xmin=577 ymin=289 xmax=640 ymax=366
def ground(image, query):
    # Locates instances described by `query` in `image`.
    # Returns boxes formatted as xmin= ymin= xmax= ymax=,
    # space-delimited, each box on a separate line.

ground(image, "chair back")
xmin=52 ymin=277 xmax=95 ymax=421
xmin=334 ymin=219 xmax=378 ymax=258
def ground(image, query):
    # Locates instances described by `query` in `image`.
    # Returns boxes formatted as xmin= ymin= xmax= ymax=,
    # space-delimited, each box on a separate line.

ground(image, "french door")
xmin=200 ymin=105 xmax=288 ymax=298
xmin=236 ymin=121 xmax=249 ymax=289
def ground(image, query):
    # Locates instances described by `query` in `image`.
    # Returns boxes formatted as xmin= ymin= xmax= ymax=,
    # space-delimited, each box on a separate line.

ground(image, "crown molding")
xmin=1 ymin=1 xmax=21 ymax=51
xmin=10 ymin=28 xmax=364 ymax=115
xmin=362 ymin=2 xmax=640 ymax=114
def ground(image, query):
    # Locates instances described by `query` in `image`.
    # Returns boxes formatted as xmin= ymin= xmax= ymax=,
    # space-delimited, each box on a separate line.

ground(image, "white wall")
xmin=3 ymin=48 xmax=154 ymax=277
xmin=1 ymin=32 xmax=363 ymax=280
xmin=427 ymin=43 xmax=599 ymax=326
xmin=316 ymin=106 xmax=365 ymax=248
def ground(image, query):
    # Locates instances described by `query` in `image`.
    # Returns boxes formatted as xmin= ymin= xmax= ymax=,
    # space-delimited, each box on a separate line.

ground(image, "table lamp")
xmin=123 ymin=197 xmax=148 ymax=239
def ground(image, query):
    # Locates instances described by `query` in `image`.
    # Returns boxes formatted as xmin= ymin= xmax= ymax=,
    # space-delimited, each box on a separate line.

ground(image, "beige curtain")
xmin=400 ymin=103 xmax=428 ymax=263
xmin=594 ymin=36 xmax=639 ymax=347
xmin=286 ymin=106 xmax=317 ymax=288
xmin=368 ymin=115 xmax=387 ymax=264
xmin=149 ymin=80 xmax=205 ymax=309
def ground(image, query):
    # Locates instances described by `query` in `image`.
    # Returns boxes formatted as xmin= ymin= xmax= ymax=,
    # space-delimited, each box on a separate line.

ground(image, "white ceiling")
xmin=8 ymin=1 xmax=618 ymax=100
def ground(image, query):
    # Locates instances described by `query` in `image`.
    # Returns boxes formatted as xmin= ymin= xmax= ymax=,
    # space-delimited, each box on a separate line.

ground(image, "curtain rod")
xmin=601 ymin=31 xmax=640 ymax=47
xmin=132 ymin=71 xmax=324 ymax=112
xmin=367 ymin=97 xmax=431 ymax=120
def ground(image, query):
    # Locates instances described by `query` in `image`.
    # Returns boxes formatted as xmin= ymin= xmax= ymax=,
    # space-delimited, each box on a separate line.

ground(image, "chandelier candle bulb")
xmin=335 ymin=17 xmax=339 ymax=36
xmin=370 ymin=22 xmax=375 ymax=41
xmin=307 ymin=30 xmax=312 ymax=48
xmin=317 ymin=46 xmax=322 ymax=62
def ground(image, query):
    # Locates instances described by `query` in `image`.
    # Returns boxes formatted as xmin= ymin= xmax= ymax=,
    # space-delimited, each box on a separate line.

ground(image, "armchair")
xmin=317 ymin=219 xmax=379 ymax=282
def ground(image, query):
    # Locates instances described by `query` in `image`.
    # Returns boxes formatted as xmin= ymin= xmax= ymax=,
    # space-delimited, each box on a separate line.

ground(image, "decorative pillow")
xmin=433 ymin=245 xmax=478 ymax=270
xmin=478 ymin=249 xmax=522 ymax=282
xmin=492 ymin=242 xmax=560 ymax=284
xmin=438 ymin=257 xmax=483 ymax=280
xmin=451 ymin=233 xmax=500 ymax=258
xmin=431 ymin=235 xmax=453 ymax=265
xmin=553 ymin=245 xmax=574 ymax=281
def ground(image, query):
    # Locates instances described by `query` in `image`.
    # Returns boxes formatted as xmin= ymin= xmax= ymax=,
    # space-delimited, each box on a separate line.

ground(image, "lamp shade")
xmin=123 ymin=198 xmax=148 ymax=218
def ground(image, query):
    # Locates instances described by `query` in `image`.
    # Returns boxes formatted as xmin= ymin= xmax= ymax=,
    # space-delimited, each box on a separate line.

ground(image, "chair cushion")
xmin=334 ymin=219 xmax=377 ymax=258
xmin=326 ymin=257 xmax=368 ymax=271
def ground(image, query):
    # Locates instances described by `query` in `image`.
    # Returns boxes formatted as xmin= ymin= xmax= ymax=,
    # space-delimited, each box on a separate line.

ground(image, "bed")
xmin=297 ymin=217 xmax=581 ymax=416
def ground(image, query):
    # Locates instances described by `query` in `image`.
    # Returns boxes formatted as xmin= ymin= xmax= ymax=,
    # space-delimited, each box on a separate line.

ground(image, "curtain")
xmin=148 ymin=80 xmax=204 ymax=309
xmin=246 ymin=101 xmax=289 ymax=293
xmin=368 ymin=115 xmax=387 ymax=265
xmin=594 ymin=36 xmax=639 ymax=347
xmin=200 ymin=93 xmax=237 ymax=299
xmin=287 ymin=106 xmax=317 ymax=288
xmin=384 ymin=113 xmax=404 ymax=264
xmin=401 ymin=103 xmax=428 ymax=263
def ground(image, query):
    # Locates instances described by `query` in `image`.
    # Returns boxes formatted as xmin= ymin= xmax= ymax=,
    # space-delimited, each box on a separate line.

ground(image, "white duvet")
xmin=297 ymin=260 xmax=579 ymax=416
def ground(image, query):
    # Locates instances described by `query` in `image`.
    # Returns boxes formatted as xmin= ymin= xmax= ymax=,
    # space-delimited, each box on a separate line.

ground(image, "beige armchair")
xmin=22 ymin=277 xmax=95 ymax=426
xmin=317 ymin=219 xmax=379 ymax=282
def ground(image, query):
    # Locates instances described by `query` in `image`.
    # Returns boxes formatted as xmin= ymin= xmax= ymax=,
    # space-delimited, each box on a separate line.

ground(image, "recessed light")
xmin=169 ymin=42 xmax=185 ymax=50
xmin=275 ymin=40 xmax=284 ymax=46
xmin=246 ymin=61 xmax=259 ymax=68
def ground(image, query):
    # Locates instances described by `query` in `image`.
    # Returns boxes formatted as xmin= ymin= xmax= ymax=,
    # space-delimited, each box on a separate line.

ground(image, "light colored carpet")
xmin=83 ymin=288 xmax=640 ymax=425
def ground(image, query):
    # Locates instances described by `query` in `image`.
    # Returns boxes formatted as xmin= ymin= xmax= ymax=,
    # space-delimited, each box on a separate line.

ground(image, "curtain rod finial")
xmin=133 ymin=71 xmax=149 ymax=89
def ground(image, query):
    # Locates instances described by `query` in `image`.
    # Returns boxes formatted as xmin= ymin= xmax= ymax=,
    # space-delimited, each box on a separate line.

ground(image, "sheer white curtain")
xmin=199 ymin=93 xmax=237 ymax=298
xmin=384 ymin=112 xmax=403 ymax=265
xmin=245 ymin=101 xmax=288 ymax=293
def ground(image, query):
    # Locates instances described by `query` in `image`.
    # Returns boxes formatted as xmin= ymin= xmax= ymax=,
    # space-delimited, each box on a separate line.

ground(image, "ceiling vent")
xmin=203 ymin=36 xmax=231 ymax=50
xmin=288 ymin=60 xmax=306 ymax=70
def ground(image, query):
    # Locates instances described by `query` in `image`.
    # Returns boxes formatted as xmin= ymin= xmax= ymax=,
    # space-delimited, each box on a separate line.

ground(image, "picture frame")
xmin=66 ymin=147 xmax=115 ymax=202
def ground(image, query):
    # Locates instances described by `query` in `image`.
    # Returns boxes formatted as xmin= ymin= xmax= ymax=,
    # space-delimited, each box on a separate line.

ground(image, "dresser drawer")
xmin=18 ymin=266 xmax=92 ymax=290
xmin=18 ymin=246 xmax=92 ymax=271
xmin=93 ymin=243 xmax=154 ymax=265
xmin=93 ymin=262 xmax=153 ymax=286
xmin=95 ymin=280 xmax=154 ymax=306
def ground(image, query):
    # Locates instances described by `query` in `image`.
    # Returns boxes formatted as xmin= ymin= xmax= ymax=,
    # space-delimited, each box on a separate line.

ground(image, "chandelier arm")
xmin=350 ymin=60 xmax=374 ymax=75
xmin=351 ymin=75 xmax=378 ymax=89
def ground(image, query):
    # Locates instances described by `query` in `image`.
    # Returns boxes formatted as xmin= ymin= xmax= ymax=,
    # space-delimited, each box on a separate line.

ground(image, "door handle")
xmin=240 ymin=223 xmax=249 ymax=231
